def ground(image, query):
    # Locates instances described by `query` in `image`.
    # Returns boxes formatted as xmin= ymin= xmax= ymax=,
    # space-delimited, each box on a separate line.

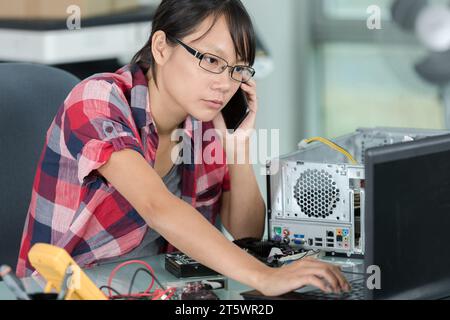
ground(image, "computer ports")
xmin=274 ymin=227 xmax=282 ymax=235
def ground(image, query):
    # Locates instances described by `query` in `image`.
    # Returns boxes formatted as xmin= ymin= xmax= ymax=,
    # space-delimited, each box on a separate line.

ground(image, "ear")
xmin=151 ymin=31 xmax=173 ymax=66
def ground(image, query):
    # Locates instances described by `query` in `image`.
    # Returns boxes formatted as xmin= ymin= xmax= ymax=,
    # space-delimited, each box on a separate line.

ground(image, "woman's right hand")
xmin=255 ymin=257 xmax=351 ymax=297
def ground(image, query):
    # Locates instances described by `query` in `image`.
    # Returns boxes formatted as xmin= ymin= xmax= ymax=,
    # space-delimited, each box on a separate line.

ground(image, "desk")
xmin=0 ymin=254 xmax=364 ymax=300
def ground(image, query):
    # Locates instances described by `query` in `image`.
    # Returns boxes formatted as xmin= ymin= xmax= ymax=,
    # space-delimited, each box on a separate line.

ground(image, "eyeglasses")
xmin=169 ymin=36 xmax=256 ymax=83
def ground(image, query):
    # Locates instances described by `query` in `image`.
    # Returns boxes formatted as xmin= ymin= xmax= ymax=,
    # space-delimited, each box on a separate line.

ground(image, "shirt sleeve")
xmin=63 ymin=80 xmax=144 ymax=185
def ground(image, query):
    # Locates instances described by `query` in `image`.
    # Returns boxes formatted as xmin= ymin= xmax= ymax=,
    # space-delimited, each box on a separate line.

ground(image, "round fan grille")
xmin=293 ymin=169 xmax=340 ymax=219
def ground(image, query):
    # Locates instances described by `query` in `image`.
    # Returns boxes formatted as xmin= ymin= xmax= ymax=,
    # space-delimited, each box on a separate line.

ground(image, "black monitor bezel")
xmin=364 ymin=133 xmax=450 ymax=300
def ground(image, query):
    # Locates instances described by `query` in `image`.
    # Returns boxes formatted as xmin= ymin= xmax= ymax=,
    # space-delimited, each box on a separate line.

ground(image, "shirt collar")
xmin=122 ymin=63 xmax=198 ymax=137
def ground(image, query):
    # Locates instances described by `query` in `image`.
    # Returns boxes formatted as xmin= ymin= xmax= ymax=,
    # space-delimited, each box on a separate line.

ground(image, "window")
xmin=321 ymin=43 xmax=443 ymax=137
xmin=308 ymin=0 xmax=445 ymax=138
xmin=323 ymin=0 xmax=392 ymax=20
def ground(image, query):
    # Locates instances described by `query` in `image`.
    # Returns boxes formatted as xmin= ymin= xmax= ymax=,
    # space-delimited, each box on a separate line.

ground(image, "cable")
xmin=99 ymin=285 xmax=122 ymax=297
xmin=104 ymin=260 xmax=177 ymax=300
xmin=128 ymin=268 xmax=166 ymax=296
xmin=107 ymin=260 xmax=155 ymax=298
xmin=100 ymin=285 xmax=159 ymax=300
xmin=277 ymin=248 xmax=321 ymax=265
xmin=57 ymin=265 xmax=74 ymax=300
xmin=299 ymin=137 xmax=358 ymax=165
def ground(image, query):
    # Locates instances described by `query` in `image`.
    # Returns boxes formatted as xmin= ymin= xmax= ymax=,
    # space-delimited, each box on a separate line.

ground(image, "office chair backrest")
xmin=0 ymin=63 xmax=80 ymax=271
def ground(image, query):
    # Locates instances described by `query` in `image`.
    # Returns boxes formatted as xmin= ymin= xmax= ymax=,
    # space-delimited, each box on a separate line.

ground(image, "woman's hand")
xmin=255 ymin=257 xmax=351 ymax=297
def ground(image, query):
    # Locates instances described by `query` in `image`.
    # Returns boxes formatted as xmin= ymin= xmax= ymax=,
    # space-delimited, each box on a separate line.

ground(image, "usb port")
xmin=327 ymin=244 xmax=334 ymax=248
xmin=315 ymin=242 xmax=323 ymax=247
xmin=315 ymin=237 xmax=323 ymax=242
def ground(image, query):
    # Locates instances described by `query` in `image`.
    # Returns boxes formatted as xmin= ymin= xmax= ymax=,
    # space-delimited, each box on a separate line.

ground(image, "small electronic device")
xmin=179 ymin=282 xmax=219 ymax=300
xmin=28 ymin=243 xmax=107 ymax=300
xmin=221 ymin=88 xmax=249 ymax=131
xmin=165 ymin=252 xmax=220 ymax=278
xmin=166 ymin=280 xmax=223 ymax=300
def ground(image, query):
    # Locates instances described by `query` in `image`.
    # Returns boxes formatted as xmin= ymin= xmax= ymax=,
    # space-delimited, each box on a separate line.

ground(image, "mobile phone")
xmin=221 ymin=88 xmax=249 ymax=131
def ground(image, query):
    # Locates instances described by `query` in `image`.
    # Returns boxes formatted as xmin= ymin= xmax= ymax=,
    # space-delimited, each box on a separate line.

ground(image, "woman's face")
xmin=160 ymin=15 xmax=245 ymax=122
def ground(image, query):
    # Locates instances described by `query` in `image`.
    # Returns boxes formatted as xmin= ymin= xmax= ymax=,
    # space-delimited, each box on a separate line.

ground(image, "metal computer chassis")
xmin=266 ymin=127 xmax=449 ymax=256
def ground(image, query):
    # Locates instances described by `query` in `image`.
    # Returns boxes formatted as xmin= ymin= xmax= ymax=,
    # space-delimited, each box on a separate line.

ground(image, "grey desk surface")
xmin=0 ymin=254 xmax=364 ymax=300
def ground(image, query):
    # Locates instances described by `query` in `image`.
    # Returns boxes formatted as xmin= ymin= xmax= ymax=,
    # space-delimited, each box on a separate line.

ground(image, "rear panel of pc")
xmin=267 ymin=127 xmax=448 ymax=256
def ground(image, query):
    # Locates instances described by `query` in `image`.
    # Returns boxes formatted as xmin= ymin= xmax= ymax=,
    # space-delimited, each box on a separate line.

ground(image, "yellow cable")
xmin=301 ymin=137 xmax=358 ymax=165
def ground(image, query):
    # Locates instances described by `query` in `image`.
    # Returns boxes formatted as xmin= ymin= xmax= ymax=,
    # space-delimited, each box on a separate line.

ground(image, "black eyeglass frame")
xmin=168 ymin=36 xmax=256 ymax=83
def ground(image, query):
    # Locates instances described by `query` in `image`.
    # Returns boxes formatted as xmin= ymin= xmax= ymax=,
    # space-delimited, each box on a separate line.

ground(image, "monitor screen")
xmin=365 ymin=134 xmax=450 ymax=300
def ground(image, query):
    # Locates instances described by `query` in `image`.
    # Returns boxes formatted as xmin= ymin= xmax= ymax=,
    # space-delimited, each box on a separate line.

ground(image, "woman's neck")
xmin=148 ymin=76 xmax=187 ymax=137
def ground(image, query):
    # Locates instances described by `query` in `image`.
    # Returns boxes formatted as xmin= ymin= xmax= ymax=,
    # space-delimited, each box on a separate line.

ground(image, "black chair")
xmin=0 ymin=63 xmax=79 ymax=270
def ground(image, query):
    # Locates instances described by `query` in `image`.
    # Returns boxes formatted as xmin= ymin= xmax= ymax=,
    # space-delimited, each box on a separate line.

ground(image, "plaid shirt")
xmin=17 ymin=64 xmax=231 ymax=277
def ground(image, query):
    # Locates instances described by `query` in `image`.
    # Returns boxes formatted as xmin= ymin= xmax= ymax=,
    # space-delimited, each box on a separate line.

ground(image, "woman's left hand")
xmin=213 ymin=79 xmax=258 ymax=144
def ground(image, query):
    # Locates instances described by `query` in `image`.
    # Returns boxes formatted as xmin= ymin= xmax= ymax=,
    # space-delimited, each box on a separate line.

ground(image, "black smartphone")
xmin=221 ymin=88 xmax=249 ymax=131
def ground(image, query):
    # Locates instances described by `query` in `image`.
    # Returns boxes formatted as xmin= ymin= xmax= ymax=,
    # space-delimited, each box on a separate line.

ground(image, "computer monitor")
xmin=365 ymin=134 xmax=450 ymax=300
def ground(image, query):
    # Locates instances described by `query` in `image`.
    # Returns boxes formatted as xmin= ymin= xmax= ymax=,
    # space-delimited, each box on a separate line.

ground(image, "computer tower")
xmin=266 ymin=127 xmax=448 ymax=256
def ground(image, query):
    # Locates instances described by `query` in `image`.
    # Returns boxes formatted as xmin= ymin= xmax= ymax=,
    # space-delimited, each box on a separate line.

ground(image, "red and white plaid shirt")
xmin=17 ymin=64 xmax=230 ymax=277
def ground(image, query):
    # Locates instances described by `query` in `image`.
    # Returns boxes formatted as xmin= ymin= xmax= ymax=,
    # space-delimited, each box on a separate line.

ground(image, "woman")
xmin=17 ymin=0 xmax=350 ymax=296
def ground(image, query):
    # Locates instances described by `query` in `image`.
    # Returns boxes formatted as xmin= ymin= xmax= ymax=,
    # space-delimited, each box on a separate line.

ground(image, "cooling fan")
xmin=293 ymin=169 xmax=341 ymax=219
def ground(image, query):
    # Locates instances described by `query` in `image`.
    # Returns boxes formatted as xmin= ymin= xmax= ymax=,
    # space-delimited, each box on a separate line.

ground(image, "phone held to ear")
xmin=221 ymin=88 xmax=249 ymax=131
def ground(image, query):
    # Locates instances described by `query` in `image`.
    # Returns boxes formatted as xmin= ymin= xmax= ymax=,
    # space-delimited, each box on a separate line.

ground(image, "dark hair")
xmin=131 ymin=0 xmax=256 ymax=84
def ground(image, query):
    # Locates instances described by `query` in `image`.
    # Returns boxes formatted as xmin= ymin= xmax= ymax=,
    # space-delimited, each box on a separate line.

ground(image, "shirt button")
xmin=106 ymin=126 xmax=114 ymax=133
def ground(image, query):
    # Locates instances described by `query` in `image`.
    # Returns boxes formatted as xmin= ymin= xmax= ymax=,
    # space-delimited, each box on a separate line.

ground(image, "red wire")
xmin=107 ymin=260 xmax=156 ymax=298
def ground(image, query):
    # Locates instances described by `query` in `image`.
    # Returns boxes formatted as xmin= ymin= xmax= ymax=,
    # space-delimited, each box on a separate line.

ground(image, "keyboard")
xmin=241 ymin=278 xmax=366 ymax=300
xmin=294 ymin=278 xmax=365 ymax=300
